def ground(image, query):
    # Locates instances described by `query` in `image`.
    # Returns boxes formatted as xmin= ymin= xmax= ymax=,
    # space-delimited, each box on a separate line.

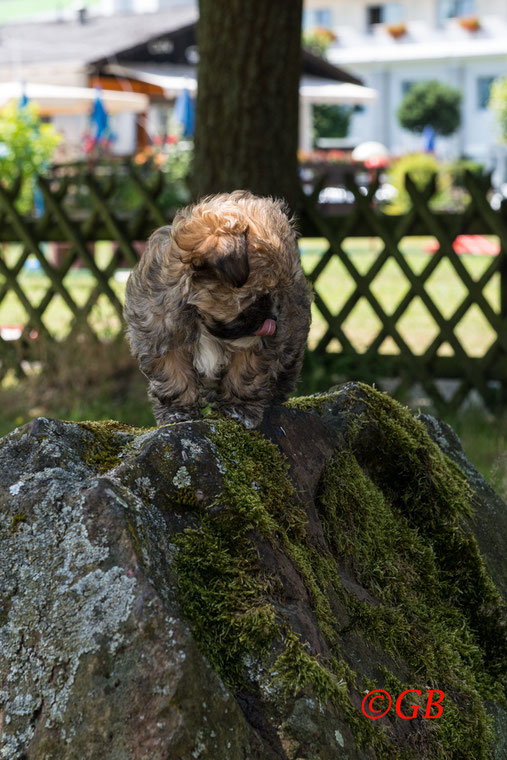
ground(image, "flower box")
xmin=458 ymin=16 xmax=480 ymax=32
xmin=386 ymin=23 xmax=407 ymax=39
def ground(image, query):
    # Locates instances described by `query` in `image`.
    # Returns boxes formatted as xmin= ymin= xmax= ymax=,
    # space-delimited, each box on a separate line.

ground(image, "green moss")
xmin=125 ymin=516 xmax=143 ymax=559
xmin=172 ymin=485 xmax=199 ymax=509
xmin=173 ymin=420 xmax=296 ymax=686
xmin=35 ymin=738 xmax=60 ymax=759
xmin=284 ymin=391 xmax=340 ymax=414
xmin=274 ymin=630 xmax=345 ymax=702
xmin=314 ymin=384 xmax=506 ymax=757
xmin=10 ymin=513 xmax=26 ymax=531
xmin=172 ymin=418 xmax=397 ymax=754
xmin=75 ymin=420 xmax=149 ymax=473
xmin=173 ymin=419 xmax=343 ymax=686
xmin=274 ymin=632 xmax=397 ymax=758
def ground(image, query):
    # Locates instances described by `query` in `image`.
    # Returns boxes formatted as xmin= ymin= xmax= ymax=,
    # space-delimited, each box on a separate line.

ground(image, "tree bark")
xmin=193 ymin=0 xmax=303 ymax=209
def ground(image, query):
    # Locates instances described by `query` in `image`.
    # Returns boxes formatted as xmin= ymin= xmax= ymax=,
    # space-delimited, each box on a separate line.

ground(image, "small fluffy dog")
xmin=124 ymin=190 xmax=313 ymax=428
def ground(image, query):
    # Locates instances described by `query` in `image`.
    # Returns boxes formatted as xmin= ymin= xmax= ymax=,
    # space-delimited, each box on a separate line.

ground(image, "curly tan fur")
xmin=124 ymin=190 xmax=313 ymax=428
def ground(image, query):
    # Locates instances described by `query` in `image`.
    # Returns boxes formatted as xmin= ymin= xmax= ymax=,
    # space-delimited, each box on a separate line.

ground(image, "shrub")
xmin=489 ymin=76 xmax=507 ymax=142
xmin=313 ymin=104 xmax=353 ymax=144
xmin=387 ymin=153 xmax=488 ymax=213
xmin=397 ymin=80 xmax=462 ymax=137
xmin=0 ymin=103 xmax=61 ymax=213
xmin=387 ymin=153 xmax=439 ymax=213
xmin=444 ymin=158 xmax=487 ymax=189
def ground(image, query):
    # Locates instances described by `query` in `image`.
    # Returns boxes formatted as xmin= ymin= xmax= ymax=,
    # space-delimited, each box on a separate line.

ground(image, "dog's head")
xmin=168 ymin=190 xmax=300 ymax=341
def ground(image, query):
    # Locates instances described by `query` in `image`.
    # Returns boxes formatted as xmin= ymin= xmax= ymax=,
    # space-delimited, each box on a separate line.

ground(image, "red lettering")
xmin=395 ymin=689 xmax=422 ymax=719
xmin=424 ymin=690 xmax=445 ymax=718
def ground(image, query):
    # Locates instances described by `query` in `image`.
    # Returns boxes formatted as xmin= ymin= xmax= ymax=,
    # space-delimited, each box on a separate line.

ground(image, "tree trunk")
xmin=193 ymin=0 xmax=303 ymax=209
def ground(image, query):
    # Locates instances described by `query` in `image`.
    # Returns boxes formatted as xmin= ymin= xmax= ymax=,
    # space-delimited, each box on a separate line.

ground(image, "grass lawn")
xmin=0 ymin=0 xmax=100 ymax=22
xmin=0 ymin=237 xmax=505 ymax=496
xmin=300 ymin=237 xmax=499 ymax=357
xmin=0 ymin=237 xmax=501 ymax=356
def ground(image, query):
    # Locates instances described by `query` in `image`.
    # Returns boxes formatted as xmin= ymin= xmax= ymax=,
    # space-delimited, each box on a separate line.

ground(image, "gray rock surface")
xmin=0 ymin=383 xmax=505 ymax=759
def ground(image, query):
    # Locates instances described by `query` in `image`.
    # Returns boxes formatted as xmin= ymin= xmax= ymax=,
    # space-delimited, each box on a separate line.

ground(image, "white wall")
xmin=50 ymin=111 xmax=137 ymax=157
xmin=304 ymin=1 xmax=507 ymax=30
xmin=303 ymin=1 xmax=434 ymax=30
xmin=97 ymin=0 xmax=196 ymax=14
xmin=345 ymin=55 xmax=504 ymax=162
xmin=461 ymin=60 xmax=502 ymax=161
xmin=111 ymin=112 xmax=138 ymax=155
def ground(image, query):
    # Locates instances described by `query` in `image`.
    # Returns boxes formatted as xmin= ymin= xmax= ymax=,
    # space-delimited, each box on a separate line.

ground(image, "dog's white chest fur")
xmin=193 ymin=330 xmax=225 ymax=378
xmin=193 ymin=328 xmax=260 ymax=379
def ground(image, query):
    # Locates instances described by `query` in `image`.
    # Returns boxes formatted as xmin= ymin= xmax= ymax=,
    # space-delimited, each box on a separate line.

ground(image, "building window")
xmin=477 ymin=77 xmax=495 ymax=110
xmin=367 ymin=3 xmax=403 ymax=30
xmin=401 ymin=80 xmax=416 ymax=96
xmin=385 ymin=2 xmax=403 ymax=23
xmin=315 ymin=8 xmax=333 ymax=26
xmin=303 ymin=8 xmax=333 ymax=29
xmin=367 ymin=5 xmax=383 ymax=27
xmin=437 ymin=0 xmax=476 ymax=27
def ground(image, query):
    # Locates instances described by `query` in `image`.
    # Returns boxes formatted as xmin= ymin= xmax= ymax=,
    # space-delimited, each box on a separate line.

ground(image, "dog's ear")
xmin=191 ymin=229 xmax=250 ymax=288
xmin=214 ymin=230 xmax=250 ymax=287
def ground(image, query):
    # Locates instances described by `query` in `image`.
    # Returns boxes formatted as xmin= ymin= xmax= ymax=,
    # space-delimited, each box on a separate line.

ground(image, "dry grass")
xmin=0 ymin=335 xmax=153 ymax=436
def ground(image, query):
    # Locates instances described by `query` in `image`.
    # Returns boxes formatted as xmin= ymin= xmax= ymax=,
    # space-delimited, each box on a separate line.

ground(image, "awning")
xmin=104 ymin=63 xmax=197 ymax=99
xmin=299 ymin=77 xmax=377 ymax=105
xmin=103 ymin=63 xmax=377 ymax=105
xmin=0 ymin=82 xmax=149 ymax=116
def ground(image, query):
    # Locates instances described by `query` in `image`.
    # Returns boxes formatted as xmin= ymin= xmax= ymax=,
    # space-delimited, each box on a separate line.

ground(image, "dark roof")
xmin=0 ymin=8 xmax=362 ymax=86
xmin=301 ymin=48 xmax=362 ymax=86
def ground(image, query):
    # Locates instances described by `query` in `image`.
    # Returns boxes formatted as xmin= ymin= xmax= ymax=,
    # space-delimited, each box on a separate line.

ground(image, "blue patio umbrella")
xmin=19 ymin=87 xmax=29 ymax=109
xmin=91 ymin=87 xmax=110 ymax=141
xmin=173 ymin=88 xmax=195 ymax=138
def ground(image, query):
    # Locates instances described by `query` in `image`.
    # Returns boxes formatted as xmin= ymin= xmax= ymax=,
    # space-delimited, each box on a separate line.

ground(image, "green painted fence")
xmin=0 ymin=163 xmax=506 ymax=410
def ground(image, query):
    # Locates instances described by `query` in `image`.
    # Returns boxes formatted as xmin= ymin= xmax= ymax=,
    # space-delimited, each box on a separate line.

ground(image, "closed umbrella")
xmin=90 ymin=87 xmax=110 ymax=142
xmin=173 ymin=88 xmax=195 ymax=138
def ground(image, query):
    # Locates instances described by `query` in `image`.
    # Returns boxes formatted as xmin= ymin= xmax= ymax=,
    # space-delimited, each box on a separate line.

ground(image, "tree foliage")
xmin=489 ymin=76 xmax=507 ymax=142
xmin=313 ymin=104 xmax=353 ymax=145
xmin=0 ymin=103 xmax=61 ymax=212
xmin=397 ymin=80 xmax=462 ymax=137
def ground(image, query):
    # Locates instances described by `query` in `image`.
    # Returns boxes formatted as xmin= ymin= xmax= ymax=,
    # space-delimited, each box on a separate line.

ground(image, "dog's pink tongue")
xmin=255 ymin=318 xmax=277 ymax=337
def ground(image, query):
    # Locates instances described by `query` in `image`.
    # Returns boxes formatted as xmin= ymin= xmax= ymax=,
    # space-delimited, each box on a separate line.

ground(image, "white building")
xmin=304 ymin=0 xmax=507 ymax=169
xmin=0 ymin=5 xmax=375 ymax=158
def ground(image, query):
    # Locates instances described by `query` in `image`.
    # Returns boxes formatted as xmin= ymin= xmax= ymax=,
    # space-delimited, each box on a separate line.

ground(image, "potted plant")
xmin=386 ymin=23 xmax=407 ymax=39
xmin=458 ymin=15 xmax=481 ymax=32
xmin=302 ymin=27 xmax=337 ymax=56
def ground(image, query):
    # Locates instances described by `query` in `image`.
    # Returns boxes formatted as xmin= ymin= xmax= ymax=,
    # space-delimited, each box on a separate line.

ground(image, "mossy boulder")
xmin=0 ymin=382 xmax=505 ymax=760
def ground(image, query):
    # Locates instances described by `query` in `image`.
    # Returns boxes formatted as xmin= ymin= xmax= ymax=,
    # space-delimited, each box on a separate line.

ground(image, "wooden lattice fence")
xmin=0 ymin=164 xmax=506 ymax=410
xmin=299 ymin=172 xmax=507 ymax=410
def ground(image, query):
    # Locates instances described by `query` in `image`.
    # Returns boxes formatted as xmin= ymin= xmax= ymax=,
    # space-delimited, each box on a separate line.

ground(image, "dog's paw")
xmin=216 ymin=404 xmax=264 ymax=429
xmin=154 ymin=407 xmax=199 ymax=426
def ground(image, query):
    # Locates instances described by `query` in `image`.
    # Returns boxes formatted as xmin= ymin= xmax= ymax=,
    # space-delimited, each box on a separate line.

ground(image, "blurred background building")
xmin=303 ymin=0 xmax=507 ymax=169
xmin=2 ymin=0 xmax=505 ymax=171
xmin=0 ymin=0 xmax=376 ymax=159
